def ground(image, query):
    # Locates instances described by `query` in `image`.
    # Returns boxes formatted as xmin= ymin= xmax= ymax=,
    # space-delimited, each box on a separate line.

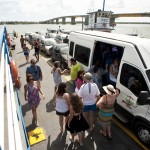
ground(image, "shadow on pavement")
xmin=46 ymin=99 xmax=56 ymax=112
xmin=16 ymin=51 xmax=23 ymax=54
xmin=18 ymin=62 xmax=28 ymax=68
xmin=21 ymin=102 xmax=31 ymax=117
xmin=26 ymin=123 xmax=37 ymax=133
xmin=47 ymin=131 xmax=68 ymax=150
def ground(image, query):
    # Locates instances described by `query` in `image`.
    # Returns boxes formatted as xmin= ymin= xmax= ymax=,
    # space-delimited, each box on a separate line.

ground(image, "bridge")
xmin=40 ymin=12 xmax=150 ymax=25
xmin=41 ymin=15 xmax=87 ymax=25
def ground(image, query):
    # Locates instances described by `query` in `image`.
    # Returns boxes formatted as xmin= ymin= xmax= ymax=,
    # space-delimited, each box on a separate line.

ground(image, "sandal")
xmin=35 ymin=121 xmax=39 ymax=127
xmin=69 ymin=136 xmax=74 ymax=142
xmin=89 ymin=126 xmax=94 ymax=132
xmin=75 ymin=139 xmax=83 ymax=146
xmin=108 ymin=135 xmax=112 ymax=139
xmin=100 ymin=130 xmax=107 ymax=137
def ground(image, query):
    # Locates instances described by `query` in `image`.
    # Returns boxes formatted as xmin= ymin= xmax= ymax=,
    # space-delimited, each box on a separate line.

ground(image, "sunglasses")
xmin=29 ymin=78 xmax=34 ymax=81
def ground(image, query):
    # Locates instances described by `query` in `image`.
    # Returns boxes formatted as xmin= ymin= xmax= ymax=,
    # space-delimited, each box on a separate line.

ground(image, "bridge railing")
xmin=0 ymin=26 xmax=30 ymax=150
xmin=84 ymin=22 xmax=115 ymax=30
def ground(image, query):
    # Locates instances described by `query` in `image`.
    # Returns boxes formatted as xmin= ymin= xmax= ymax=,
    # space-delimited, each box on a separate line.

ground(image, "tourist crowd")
xmin=20 ymin=34 xmax=120 ymax=146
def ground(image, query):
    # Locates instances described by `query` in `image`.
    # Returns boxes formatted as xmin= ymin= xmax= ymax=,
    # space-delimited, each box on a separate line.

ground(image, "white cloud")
xmin=0 ymin=0 xmax=150 ymax=21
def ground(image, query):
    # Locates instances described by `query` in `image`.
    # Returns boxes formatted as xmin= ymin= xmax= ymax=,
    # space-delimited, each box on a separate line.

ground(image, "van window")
xmin=93 ymin=42 xmax=124 ymax=67
xmin=69 ymin=41 xmax=74 ymax=56
xmin=146 ymin=70 xmax=150 ymax=82
xmin=74 ymin=44 xmax=90 ymax=66
xmin=120 ymin=63 xmax=148 ymax=96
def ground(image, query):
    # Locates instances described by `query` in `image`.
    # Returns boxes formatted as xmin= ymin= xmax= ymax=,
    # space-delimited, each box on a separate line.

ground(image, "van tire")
xmin=134 ymin=122 xmax=150 ymax=145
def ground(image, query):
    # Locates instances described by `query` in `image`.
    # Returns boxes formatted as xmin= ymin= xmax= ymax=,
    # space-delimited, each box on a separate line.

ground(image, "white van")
xmin=68 ymin=31 xmax=150 ymax=145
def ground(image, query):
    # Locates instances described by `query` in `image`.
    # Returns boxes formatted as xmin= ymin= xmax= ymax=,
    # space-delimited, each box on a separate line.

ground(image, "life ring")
xmin=10 ymin=60 xmax=21 ymax=88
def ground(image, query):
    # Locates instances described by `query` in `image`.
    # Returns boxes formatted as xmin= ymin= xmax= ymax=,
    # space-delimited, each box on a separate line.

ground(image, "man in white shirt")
xmin=78 ymin=72 xmax=100 ymax=131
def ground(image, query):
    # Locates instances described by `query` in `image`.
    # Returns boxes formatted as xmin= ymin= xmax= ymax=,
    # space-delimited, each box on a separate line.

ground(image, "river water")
xmin=1 ymin=23 xmax=150 ymax=38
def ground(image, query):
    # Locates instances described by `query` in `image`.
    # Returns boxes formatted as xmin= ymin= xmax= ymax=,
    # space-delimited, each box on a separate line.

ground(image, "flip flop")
xmin=100 ymin=130 xmax=107 ymax=137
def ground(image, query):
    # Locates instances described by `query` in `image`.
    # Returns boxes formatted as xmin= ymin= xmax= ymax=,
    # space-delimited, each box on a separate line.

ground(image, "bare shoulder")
xmin=64 ymin=93 xmax=69 ymax=98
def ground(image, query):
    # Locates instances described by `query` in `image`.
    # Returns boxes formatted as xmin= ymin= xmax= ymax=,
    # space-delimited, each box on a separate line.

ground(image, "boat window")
xmin=120 ymin=63 xmax=148 ymax=96
xmin=74 ymin=44 xmax=90 ymax=66
xmin=69 ymin=41 xmax=74 ymax=56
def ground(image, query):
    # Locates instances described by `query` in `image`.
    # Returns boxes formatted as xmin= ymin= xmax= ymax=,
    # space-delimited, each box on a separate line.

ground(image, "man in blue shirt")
xmin=26 ymin=59 xmax=43 ymax=87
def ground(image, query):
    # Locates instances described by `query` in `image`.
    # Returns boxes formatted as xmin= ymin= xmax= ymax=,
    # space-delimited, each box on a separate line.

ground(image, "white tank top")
xmin=110 ymin=64 xmax=118 ymax=82
xmin=56 ymin=97 xmax=69 ymax=113
xmin=53 ymin=68 xmax=62 ymax=86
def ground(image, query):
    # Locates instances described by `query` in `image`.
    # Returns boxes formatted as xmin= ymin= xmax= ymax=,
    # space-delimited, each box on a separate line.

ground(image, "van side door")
xmin=116 ymin=63 xmax=149 ymax=118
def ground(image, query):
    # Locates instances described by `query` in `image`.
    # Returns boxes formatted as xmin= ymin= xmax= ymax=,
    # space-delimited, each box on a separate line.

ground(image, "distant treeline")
xmin=0 ymin=21 xmax=84 ymax=25
xmin=116 ymin=22 xmax=150 ymax=24
xmin=0 ymin=21 xmax=39 ymax=25
xmin=0 ymin=21 xmax=149 ymax=25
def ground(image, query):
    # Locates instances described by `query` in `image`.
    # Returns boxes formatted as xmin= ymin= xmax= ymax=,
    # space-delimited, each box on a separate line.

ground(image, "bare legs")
xmin=107 ymin=125 xmax=112 ymax=138
xmin=77 ymin=132 xmax=83 ymax=145
xmin=25 ymin=55 xmax=29 ymax=63
xmin=32 ymin=107 xmax=38 ymax=126
xmin=35 ymin=53 xmax=39 ymax=62
xmin=100 ymin=125 xmax=112 ymax=138
xmin=59 ymin=115 xmax=69 ymax=132
xmin=83 ymin=111 xmax=94 ymax=131
xmin=59 ymin=115 xmax=63 ymax=132
xmin=69 ymin=132 xmax=83 ymax=146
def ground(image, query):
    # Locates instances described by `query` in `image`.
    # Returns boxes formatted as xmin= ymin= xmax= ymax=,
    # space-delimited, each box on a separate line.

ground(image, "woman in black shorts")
xmin=55 ymin=82 xmax=70 ymax=132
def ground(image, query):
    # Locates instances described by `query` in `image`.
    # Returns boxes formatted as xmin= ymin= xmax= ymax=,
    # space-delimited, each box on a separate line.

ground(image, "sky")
xmin=0 ymin=0 xmax=150 ymax=22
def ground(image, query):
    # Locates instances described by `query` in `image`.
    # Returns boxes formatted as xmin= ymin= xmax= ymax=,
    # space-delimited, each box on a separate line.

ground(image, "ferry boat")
xmin=84 ymin=10 xmax=115 ymax=32
xmin=84 ymin=0 xmax=116 ymax=32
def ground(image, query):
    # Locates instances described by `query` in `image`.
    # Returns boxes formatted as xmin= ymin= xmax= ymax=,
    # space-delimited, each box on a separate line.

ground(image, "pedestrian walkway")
xmin=11 ymin=35 xmax=143 ymax=150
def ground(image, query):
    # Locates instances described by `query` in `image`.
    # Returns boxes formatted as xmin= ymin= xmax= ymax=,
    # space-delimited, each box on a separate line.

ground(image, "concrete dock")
xmin=11 ymin=36 xmax=143 ymax=150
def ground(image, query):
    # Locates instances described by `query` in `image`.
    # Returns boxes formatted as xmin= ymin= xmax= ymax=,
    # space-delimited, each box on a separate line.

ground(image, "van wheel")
xmin=134 ymin=122 xmax=150 ymax=145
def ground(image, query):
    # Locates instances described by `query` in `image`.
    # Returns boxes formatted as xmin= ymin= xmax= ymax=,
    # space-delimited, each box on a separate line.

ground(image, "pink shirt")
xmin=76 ymin=78 xmax=84 ymax=90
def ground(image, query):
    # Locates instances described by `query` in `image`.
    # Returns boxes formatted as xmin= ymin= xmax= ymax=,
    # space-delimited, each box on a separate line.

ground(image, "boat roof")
xmin=87 ymin=10 xmax=112 ymax=14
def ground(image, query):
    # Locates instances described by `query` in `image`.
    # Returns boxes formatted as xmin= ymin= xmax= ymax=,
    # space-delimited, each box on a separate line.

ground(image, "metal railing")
xmin=0 ymin=26 xmax=30 ymax=150
xmin=84 ymin=23 xmax=115 ymax=30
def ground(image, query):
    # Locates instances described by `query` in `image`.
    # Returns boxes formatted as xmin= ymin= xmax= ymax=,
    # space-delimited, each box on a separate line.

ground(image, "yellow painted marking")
xmin=28 ymin=127 xmax=46 ymax=146
xmin=112 ymin=117 xmax=149 ymax=150
xmin=63 ymin=75 xmax=71 ymax=82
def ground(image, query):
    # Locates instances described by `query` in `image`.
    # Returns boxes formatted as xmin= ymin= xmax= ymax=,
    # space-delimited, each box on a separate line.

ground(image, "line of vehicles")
xmin=25 ymin=30 xmax=69 ymax=70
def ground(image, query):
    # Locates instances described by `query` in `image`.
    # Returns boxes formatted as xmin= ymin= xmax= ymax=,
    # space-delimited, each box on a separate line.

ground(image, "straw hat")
xmin=83 ymin=72 xmax=92 ymax=82
xmin=103 ymin=84 xmax=116 ymax=95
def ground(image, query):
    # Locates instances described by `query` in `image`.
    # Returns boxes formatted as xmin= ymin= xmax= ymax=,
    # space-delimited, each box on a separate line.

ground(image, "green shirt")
xmin=70 ymin=63 xmax=81 ymax=80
